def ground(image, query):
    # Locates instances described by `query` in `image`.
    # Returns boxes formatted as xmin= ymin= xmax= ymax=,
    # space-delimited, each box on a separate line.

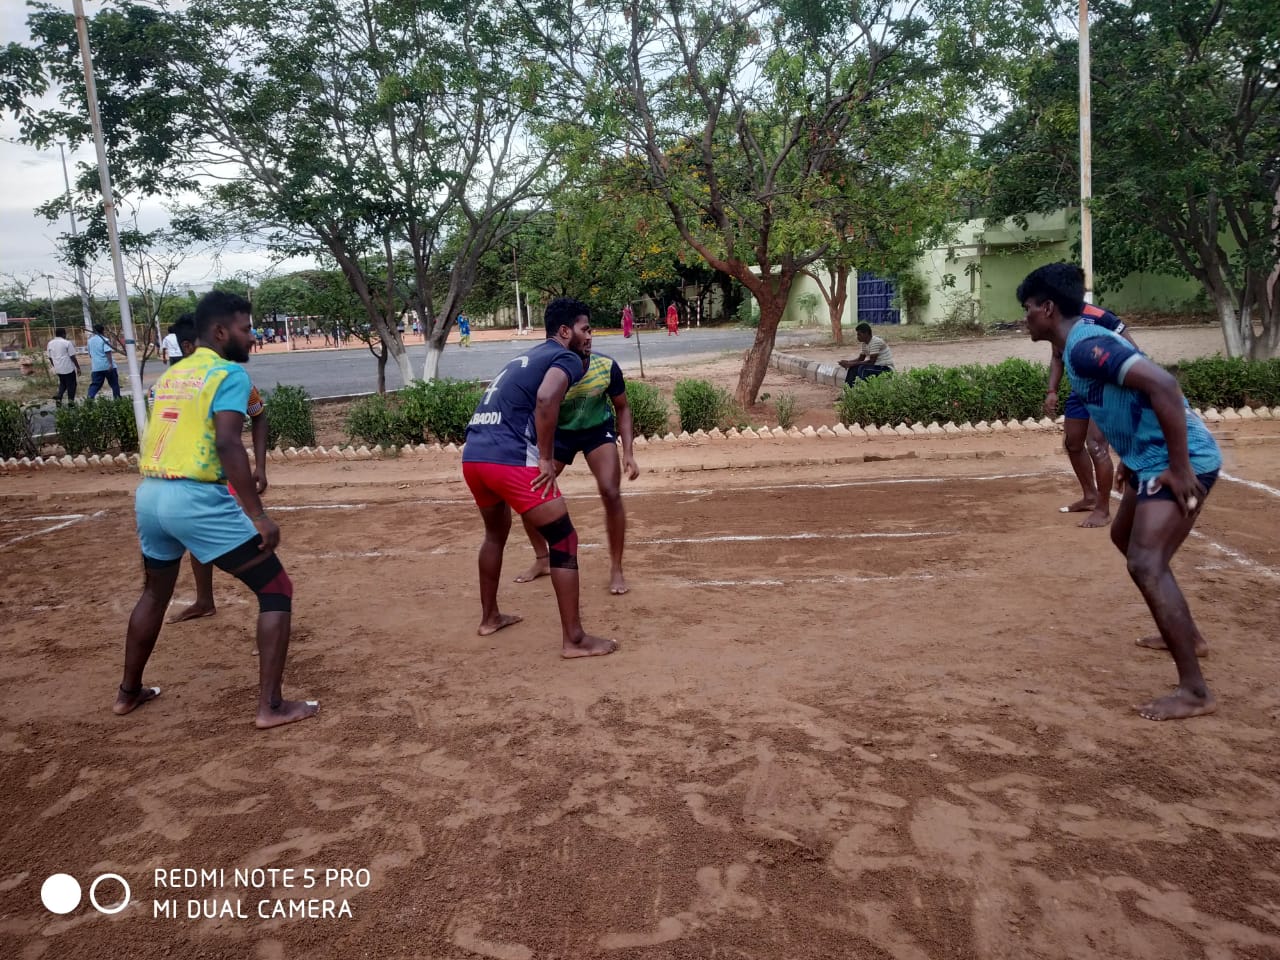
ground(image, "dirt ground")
xmin=2 ymin=425 xmax=1280 ymax=959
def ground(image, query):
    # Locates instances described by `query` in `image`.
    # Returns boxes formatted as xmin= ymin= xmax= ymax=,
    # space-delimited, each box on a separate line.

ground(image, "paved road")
xmin=240 ymin=327 xmax=804 ymax=397
xmin=20 ymin=327 xmax=806 ymax=435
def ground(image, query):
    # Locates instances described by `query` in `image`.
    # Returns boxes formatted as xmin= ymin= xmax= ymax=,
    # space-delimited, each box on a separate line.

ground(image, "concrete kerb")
xmin=0 ymin=400 xmax=1271 ymax=474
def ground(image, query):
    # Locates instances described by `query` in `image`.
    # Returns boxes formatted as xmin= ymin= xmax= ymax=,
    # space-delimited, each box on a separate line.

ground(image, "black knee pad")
xmin=537 ymin=515 xmax=578 ymax=570
xmin=231 ymin=553 xmax=294 ymax=613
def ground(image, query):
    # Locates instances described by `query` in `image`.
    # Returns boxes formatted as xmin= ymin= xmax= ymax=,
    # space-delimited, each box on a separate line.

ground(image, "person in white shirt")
xmin=46 ymin=327 xmax=81 ymax=406
xmin=161 ymin=326 xmax=182 ymax=365
xmin=839 ymin=322 xmax=895 ymax=385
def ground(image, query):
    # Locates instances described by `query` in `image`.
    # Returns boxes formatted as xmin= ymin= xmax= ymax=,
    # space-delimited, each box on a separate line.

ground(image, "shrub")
xmin=0 ymin=399 xmax=37 ymax=459
xmin=54 ymin=398 xmax=137 ymax=455
xmin=1169 ymin=356 xmax=1280 ymax=410
xmin=344 ymin=393 xmax=410 ymax=448
xmin=620 ymin=380 xmax=670 ymax=438
xmin=264 ymin=384 xmax=316 ymax=448
xmin=735 ymin=297 xmax=759 ymax=328
xmin=774 ymin=392 xmax=798 ymax=429
xmin=835 ymin=359 xmax=1052 ymax=427
xmin=673 ymin=378 xmax=729 ymax=433
xmin=400 ymin=378 xmax=484 ymax=445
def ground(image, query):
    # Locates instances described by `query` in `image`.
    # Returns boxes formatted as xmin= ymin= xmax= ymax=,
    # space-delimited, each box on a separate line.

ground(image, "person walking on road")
xmin=47 ymin=327 xmax=80 ymax=406
xmin=87 ymin=323 xmax=122 ymax=399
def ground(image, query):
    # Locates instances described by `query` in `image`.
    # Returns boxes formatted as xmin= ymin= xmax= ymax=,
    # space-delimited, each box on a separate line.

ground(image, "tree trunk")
xmin=376 ymin=348 xmax=387 ymax=395
xmin=385 ymin=335 xmax=413 ymax=387
xmin=734 ymin=294 xmax=787 ymax=408
xmin=1212 ymin=288 xmax=1249 ymax=358
xmin=422 ymin=341 xmax=444 ymax=381
xmin=828 ymin=266 xmax=849 ymax=347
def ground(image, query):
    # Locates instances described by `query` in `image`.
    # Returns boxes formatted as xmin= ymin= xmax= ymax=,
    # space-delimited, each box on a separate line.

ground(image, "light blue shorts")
xmin=135 ymin=477 xmax=257 ymax=564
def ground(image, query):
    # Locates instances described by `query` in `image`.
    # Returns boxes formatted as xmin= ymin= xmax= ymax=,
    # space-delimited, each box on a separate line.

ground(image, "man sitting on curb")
xmin=839 ymin=323 xmax=895 ymax=385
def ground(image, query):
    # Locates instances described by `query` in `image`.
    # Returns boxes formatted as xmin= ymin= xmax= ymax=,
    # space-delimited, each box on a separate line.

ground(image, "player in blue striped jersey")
xmin=1020 ymin=263 xmax=1222 ymax=721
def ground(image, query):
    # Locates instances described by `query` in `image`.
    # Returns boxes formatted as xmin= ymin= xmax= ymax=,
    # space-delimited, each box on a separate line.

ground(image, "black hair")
xmin=1015 ymin=263 xmax=1085 ymax=317
xmin=194 ymin=290 xmax=252 ymax=340
xmin=93 ymin=323 xmax=105 ymax=335
xmin=54 ymin=327 xmax=67 ymax=338
xmin=172 ymin=314 xmax=197 ymax=346
xmin=544 ymin=297 xmax=590 ymax=338
xmin=855 ymin=322 xmax=872 ymax=335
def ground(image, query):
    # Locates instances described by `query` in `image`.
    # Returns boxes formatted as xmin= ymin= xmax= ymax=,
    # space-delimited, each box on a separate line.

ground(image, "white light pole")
xmin=58 ymin=142 xmax=94 ymax=333
xmin=1079 ymin=0 xmax=1094 ymax=303
xmin=512 ymin=245 xmax=523 ymax=334
xmin=73 ymin=0 xmax=148 ymax=435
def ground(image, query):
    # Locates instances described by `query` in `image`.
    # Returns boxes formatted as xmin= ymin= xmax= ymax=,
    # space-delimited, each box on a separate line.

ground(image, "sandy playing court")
xmin=2 ymin=427 xmax=1279 ymax=959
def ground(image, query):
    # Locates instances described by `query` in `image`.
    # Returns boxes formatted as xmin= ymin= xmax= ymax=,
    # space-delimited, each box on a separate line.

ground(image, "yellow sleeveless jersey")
xmin=140 ymin=347 xmax=252 ymax=482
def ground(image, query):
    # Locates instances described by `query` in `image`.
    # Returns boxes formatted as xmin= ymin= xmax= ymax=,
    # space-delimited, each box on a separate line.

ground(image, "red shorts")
xmin=463 ymin=461 xmax=561 ymax=514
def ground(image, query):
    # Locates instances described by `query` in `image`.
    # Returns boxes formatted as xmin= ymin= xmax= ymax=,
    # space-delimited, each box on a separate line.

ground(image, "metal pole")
xmin=512 ymin=245 xmax=523 ymax=334
xmin=73 ymin=0 xmax=147 ymax=434
xmin=1079 ymin=0 xmax=1094 ymax=303
xmin=58 ymin=142 xmax=94 ymax=333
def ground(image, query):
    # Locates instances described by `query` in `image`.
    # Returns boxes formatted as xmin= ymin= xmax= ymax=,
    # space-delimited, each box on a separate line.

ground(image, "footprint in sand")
xmin=598 ymin=864 xmax=760 ymax=950
xmin=452 ymin=920 xmax=534 ymax=960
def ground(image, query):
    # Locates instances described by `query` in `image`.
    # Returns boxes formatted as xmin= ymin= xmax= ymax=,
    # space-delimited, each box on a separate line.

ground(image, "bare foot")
xmin=1078 ymin=508 xmax=1111 ymax=528
xmin=1135 ymin=687 xmax=1217 ymax=721
xmin=478 ymin=612 xmax=523 ymax=636
xmin=113 ymin=685 xmax=161 ymax=716
xmin=513 ymin=556 xmax=550 ymax=583
xmin=562 ymin=634 xmax=619 ymax=659
xmin=609 ymin=569 xmax=629 ymax=595
xmin=1059 ymin=497 xmax=1097 ymax=514
xmin=255 ymin=699 xmax=319 ymax=729
xmin=168 ymin=602 xmax=216 ymax=623
xmin=1135 ymin=634 xmax=1209 ymax=657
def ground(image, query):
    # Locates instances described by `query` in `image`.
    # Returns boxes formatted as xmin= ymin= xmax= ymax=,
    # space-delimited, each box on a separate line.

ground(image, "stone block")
xmin=959 ymin=423 xmax=976 ymax=434
xmin=894 ymin=424 xmax=913 ymax=437
xmin=741 ymin=427 xmax=758 ymax=439
xmin=848 ymin=424 xmax=867 ymax=439
xmin=73 ymin=454 xmax=89 ymax=467
xmin=799 ymin=426 xmax=817 ymax=438
xmin=1255 ymin=406 xmax=1273 ymax=420
xmin=285 ymin=447 xmax=300 ymax=460
xmin=771 ymin=426 xmax=787 ymax=438
xmin=60 ymin=455 xmax=75 ymax=468
xmin=115 ymin=453 xmax=130 ymax=466
xmin=1238 ymin=406 xmax=1257 ymax=419
xmin=975 ymin=420 xmax=991 ymax=434
xmin=444 ymin=443 xmax=461 ymax=454
xmin=833 ymin=423 xmax=850 ymax=436
xmin=927 ymin=422 xmax=945 ymax=435
xmin=864 ymin=424 xmax=881 ymax=437
xmin=679 ymin=430 xmax=692 ymax=441
xmin=1221 ymin=407 xmax=1241 ymax=421
xmin=1203 ymin=407 xmax=1222 ymax=422
xmin=663 ymin=433 xmax=677 ymax=443
xmin=816 ymin=425 xmax=835 ymax=438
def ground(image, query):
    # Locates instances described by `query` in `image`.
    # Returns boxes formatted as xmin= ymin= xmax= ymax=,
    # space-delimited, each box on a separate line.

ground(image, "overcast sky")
xmin=0 ymin=1 xmax=313 ymax=298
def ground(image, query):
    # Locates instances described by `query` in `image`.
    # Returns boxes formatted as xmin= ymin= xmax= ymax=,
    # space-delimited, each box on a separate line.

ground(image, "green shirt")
xmin=559 ymin=353 xmax=625 ymax=432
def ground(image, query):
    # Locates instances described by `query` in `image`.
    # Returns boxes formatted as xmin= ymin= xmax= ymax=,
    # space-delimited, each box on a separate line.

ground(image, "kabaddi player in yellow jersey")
xmin=117 ymin=290 xmax=318 ymax=730
xmin=159 ymin=314 xmax=271 ymax=625
xmin=513 ymin=334 xmax=640 ymax=594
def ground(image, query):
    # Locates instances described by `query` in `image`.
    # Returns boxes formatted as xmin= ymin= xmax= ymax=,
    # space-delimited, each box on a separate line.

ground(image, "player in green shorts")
xmin=514 ymin=337 xmax=640 ymax=594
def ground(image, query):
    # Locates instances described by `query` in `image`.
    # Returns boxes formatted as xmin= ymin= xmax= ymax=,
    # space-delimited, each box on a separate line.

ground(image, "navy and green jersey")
xmin=1063 ymin=322 xmax=1220 ymax=483
xmin=559 ymin=353 xmax=625 ymax=432
xmin=1081 ymin=303 xmax=1127 ymax=335
xmin=463 ymin=340 xmax=585 ymax=466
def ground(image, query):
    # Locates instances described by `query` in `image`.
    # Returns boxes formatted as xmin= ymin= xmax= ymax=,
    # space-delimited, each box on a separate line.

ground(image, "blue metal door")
xmin=857 ymin=274 xmax=900 ymax=325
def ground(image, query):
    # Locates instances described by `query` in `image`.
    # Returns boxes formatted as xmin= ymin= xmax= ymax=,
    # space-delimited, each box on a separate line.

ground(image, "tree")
xmin=980 ymin=0 xmax=1280 ymax=358
xmin=522 ymin=0 xmax=998 ymax=404
xmin=2 ymin=0 xmax=562 ymax=386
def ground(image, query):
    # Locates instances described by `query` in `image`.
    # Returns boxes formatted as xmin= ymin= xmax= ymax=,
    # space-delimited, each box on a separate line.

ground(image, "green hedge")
xmin=0 ymin=399 xmax=38 ymax=459
xmin=1169 ymin=356 xmax=1280 ymax=410
xmin=345 ymin=379 xmax=484 ymax=448
xmin=264 ymin=384 xmax=317 ymax=448
xmin=835 ymin=356 xmax=1280 ymax=428
xmin=673 ymin=378 xmax=732 ymax=433
xmin=54 ymin=397 xmax=139 ymax=455
xmin=621 ymin=380 xmax=670 ymax=437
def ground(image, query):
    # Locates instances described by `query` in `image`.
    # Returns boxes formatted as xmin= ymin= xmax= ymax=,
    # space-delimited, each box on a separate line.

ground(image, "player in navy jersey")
xmin=1020 ymin=263 xmax=1221 ymax=721
xmin=1043 ymin=266 xmax=1141 ymax=528
xmin=462 ymin=297 xmax=618 ymax=659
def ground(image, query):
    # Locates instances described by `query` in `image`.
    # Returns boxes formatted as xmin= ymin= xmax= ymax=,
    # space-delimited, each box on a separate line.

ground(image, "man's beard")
xmin=225 ymin=343 xmax=251 ymax=363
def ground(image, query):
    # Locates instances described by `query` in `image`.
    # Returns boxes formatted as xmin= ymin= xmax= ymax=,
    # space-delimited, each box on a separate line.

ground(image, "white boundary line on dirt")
xmin=632 ymin=531 xmax=955 ymax=546
xmin=0 ymin=510 xmax=105 ymax=550
xmin=1220 ymin=471 xmax=1280 ymax=499
xmin=1188 ymin=531 xmax=1280 ymax=581
xmin=0 ymin=513 xmax=87 ymax=523
xmin=683 ymin=573 xmax=950 ymax=587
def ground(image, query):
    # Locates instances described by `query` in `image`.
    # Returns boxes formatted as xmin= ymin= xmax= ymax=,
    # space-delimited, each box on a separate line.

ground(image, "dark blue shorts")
xmin=1063 ymin=389 xmax=1090 ymax=421
xmin=1126 ymin=469 xmax=1219 ymax=502
xmin=554 ymin=421 xmax=617 ymax=465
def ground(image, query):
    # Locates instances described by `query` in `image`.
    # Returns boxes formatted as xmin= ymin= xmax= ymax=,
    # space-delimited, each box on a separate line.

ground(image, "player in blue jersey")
xmin=462 ymin=297 xmax=618 ymax=658
xmin=1043 ymin=266 xmax=1142 ymax=528
xmin=1020 ymin=263 xmax=1221 ymax=721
